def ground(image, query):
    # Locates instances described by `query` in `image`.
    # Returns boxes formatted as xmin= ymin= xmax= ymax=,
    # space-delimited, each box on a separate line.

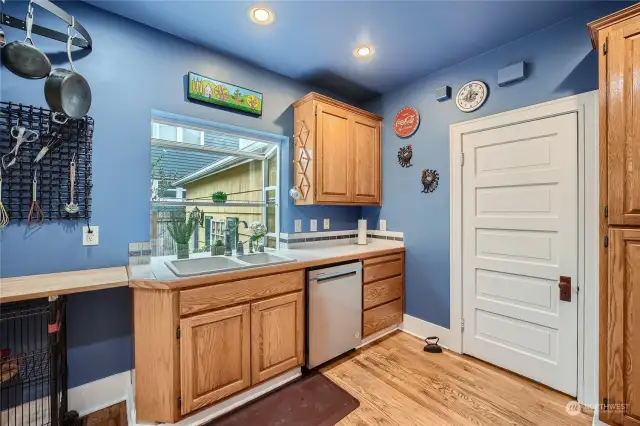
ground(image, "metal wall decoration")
xmin=393 ymin=106 xmax=419 ymax=137
xmin=397 ymin=144 xmax=413 ymax=168
xmin=421 ymin=169 xmax=439 ymax=193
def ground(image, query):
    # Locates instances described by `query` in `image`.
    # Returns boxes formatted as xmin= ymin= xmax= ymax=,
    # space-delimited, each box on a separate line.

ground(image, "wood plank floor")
xmin=320 ymin=331 xmax=591 ymax=426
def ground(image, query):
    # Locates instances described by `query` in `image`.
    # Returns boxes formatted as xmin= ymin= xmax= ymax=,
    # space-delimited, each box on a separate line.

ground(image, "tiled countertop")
xmin=128 ymin=240 xmax=404 ymax=290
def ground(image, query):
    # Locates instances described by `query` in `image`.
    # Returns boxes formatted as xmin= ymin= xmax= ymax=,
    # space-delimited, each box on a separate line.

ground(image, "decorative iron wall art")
xmin=393 ymin=106 xmax=419 ymax=137
xmin=397 ymin=144 xmax=413 ymax=168
xmin=421 ymin=169 xmax=439 ymax=193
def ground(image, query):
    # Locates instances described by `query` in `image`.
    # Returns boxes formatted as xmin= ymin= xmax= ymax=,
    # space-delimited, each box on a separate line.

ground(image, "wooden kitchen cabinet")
xmin=293 ymin=92 xmax=382 ymax=206
xmin=179 ymin=304 xmax=251 ymax=415
xmin=588 ymin=5 xmax=640 ymax=425
xmin=362 ymin=252 xmax=405 ymax=337
xmin=607 ymin=229 xmax=640 ymax=425
xmin=251 ymin=292 xmax=304 ymax=384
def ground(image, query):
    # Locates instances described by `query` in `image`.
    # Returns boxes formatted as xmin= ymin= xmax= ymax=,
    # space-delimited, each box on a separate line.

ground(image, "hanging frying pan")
xmin=1 ymin=2 xmax=52 ymax=79
xmin=44 ymin=23 xmax=91 ymax=119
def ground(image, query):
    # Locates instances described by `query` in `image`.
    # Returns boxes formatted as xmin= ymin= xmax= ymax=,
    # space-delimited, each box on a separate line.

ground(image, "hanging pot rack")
xmin=1 ymin=0 xmax=92 ymax=50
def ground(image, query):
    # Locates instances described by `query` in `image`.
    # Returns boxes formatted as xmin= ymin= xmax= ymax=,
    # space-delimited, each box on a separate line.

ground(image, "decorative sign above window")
xmin=188 ymin=72 xmax=263 ymax=116
xmin=393 ymin=106 xmax=420 ymax=138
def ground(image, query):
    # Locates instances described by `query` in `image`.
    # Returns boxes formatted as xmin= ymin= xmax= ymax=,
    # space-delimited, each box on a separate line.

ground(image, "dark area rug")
xmin=208 ymin=372 xmax=359 ymax=426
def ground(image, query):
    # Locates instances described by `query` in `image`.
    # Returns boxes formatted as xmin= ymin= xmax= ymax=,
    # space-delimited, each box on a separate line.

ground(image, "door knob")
xmin=559 ymin=276 xmax=571 ymax=302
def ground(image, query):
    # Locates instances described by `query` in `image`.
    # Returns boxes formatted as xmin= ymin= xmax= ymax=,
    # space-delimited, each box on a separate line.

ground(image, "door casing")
xmin=449 ymin=91 xmax=599 ymax=406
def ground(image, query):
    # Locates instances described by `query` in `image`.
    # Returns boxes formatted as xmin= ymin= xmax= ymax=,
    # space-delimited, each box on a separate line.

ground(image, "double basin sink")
xmin=165 ymin=252 xmax=296 ymax=277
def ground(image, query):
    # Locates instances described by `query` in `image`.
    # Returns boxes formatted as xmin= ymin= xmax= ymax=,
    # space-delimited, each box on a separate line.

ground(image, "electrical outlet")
xmin=294 ymin=219 xmax=302 ymax=233
xmin=380 ymin=219 xmax=387 ymax=231
xmin=310 ymin=219 xmax=317 ymax=232
xmin=323 ymin=218 xmax=330 ymax=230
xmin=82 ymin=226 xmax=99 ymax=246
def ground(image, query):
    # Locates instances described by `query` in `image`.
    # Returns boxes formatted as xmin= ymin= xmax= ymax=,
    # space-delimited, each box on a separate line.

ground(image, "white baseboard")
xmin=68 ymin=370 xmax=132 ymax=417
xmin=134 ymin=368 xmax=301 ymax=426
xmin=357 ymin=325 xmax=399 ymax=348
xmin=400 ymin=314 xmax=453 ymax=350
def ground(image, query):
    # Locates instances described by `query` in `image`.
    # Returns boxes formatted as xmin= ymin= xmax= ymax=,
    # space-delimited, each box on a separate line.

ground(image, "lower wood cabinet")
xmin=251 ymin=292 xmax=304 ymax=384
xmin=606 ymin=229 xmax=640 ymax=425
xmin=362 ymin=253 xmax=405 ymax=337
xmin=179 ymin=304 xmax=251 ymax=415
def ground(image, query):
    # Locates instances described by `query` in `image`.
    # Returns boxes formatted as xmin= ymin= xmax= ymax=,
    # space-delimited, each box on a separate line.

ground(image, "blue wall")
xmin=0 ymin=1 xmax=360 ymax=386
xmin=363 ymin=1 xmax=630 ymax=328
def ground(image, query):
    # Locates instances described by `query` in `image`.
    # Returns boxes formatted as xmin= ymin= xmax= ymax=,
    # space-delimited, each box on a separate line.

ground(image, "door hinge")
xmin=460 ymin=152 xmax=465 ymax=167
xmin=178 ymin=397 xmax=182 ymax=410
xmin=604 ymin=235 xmax=609 ymax=248
xmin=603 ymin=398 xmax=609 ymax=410
xmin=461 ymin=317 xmax=465 ymax=332
xmin=176 ymin=327 xmax=181 ymax=339
xmin=604 ymin=205 xmax=608 ymax=218
xmin=603 ymin=39 xmax=608 ymax=55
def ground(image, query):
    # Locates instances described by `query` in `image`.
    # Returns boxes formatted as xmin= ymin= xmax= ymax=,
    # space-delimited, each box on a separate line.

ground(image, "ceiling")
xmin=87 ymin=0 xmax=598 ymax=102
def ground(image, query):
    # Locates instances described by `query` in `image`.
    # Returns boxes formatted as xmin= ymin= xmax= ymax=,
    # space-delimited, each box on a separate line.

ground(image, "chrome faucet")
xmin=224 ymin=221 xmax=251 ymax=256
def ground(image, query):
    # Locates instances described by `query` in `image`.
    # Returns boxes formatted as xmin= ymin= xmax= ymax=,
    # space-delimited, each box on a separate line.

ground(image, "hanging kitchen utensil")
xmin=64 ymin=153 xmax=79 ymax=214
xmin=0 ymin=172 xmax=9 ymax=228
xmin=28 ymin=171 xmax=44 ymax=225
xmin=44 ymin=20 xmax=91 ymax=119
xmin=2 ymin=126 xmax=39 ymax=170
xmin=1 ymin=1 xmax=52 ymax=79
xmin=34 ymin=114 xmax=68 ymax=163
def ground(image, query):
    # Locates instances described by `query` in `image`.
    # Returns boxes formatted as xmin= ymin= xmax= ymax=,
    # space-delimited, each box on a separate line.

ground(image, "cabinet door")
xmin=251 ymin=292 xmax=304 ymax=384
xmin=316 ymin=103 xmax=352 ymax=203
xmin=180 ymin=304 xmax=250 ymax=415
xmin=352 ymin=114 xmax=381 ymax=204
xmin=607 ymin=229 xmax=640 ymax=425
xmin=607 ymin=17 xmax=640 ymax=225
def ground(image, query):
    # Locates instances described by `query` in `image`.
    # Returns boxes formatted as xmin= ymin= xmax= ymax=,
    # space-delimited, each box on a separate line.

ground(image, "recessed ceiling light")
xmin=354 ymin=45 xmax=375 ymax=59
xmin=249 ymin=6 xmax=275 ymax=25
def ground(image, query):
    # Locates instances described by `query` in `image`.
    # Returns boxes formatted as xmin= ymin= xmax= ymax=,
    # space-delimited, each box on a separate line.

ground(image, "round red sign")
xmin=394 ymin=107 xmax=420 ymax=137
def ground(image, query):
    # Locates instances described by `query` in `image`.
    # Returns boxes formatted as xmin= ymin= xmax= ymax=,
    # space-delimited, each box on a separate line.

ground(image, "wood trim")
xmin=133 ymin=289 xmax=181 ymax=424
xmin=129 ymin=247 xmax=406 ymax=291
xmin=292 ymin=92 xmax=383 ymax=121
xmin=0 ymin=267 xmax=129 ymax=303
xmin=587 ymin=3 xmax=640 ymax=48
xmin=179 ymin=270 xmax=304 ymax=315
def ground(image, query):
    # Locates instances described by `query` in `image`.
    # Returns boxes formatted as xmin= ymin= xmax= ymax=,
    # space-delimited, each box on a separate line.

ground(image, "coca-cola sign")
xmin=393 ymin=107 xmax=420 ymax=137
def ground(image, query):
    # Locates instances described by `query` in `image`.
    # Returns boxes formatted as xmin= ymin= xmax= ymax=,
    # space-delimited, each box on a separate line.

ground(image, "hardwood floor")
xmin=321 ymin=331 xmax=592 ymax=426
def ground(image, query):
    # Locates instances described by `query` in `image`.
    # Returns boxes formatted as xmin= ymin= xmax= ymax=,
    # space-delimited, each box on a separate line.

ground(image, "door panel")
xmin=180 ymin=305 xmax=250 ymax=415
xmin=316 ymin=104 xmax=351 ymax=203
xmin=608 ymin=229 xmax=640 ymax=426
xmin=352 ymin=115 xmax=380 ymax=204
xmin=608 ymin=21 xmax=640 ymax=225
xmin=462 ymin=114 xmax=578 ymax=396
xmin=251 ymin=292 xmax=304 ymax=384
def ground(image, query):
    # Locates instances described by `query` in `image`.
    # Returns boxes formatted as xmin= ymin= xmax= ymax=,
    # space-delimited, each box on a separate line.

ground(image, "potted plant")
xmin=249 ymin=222 xmax=267 ymax=252
xmin=212 ymin=191 xmax=228 ymax=203
xmin=167 ymin=217 xmax=197 ymax=260
xmin=211 ymin=239 xmax=225 ymax=256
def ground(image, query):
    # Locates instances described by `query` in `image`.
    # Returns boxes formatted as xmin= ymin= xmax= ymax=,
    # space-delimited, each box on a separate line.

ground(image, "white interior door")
xmin=462 ymin=113 xmax=578 ymax=396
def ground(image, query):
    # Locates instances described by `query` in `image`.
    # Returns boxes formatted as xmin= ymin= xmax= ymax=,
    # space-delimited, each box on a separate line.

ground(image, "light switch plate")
xmin=83 ymin=226 xmax=99 ymax=246
xmin=323 ymin=218 xmax=330 ymax=230
xmin=310 ymin=219 xmax=317 ymax=232
xmin=380 ymin=220 xmax=387 ymax=231
xmin=294 ymin=219 xmax=302 ymax=233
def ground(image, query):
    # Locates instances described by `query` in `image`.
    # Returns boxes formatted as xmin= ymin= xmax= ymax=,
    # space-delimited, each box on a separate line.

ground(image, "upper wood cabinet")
xmin=293 ymin=93 xmax=382 ymax=206
xmin=179 ymin=304 xmax=251 ymax=415
xmin=590 ymin=6 xmax=640 ymax=226
xmin=607 ymin=228 xmax=640 ymax=426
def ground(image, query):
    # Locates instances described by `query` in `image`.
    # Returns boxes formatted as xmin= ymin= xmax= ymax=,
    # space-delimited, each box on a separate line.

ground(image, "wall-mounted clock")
xmin=455 ymin=80 xmax=488 ymax=112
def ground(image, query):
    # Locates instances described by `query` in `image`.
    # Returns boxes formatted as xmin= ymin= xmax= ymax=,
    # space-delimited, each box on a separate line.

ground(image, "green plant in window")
xmin=211 ymin=239 xmax=225 ymax=256
xmin=212 ymin=191 xmax=228 ymax=203
xmin=167 ymin=217 xmax=197 ymax=259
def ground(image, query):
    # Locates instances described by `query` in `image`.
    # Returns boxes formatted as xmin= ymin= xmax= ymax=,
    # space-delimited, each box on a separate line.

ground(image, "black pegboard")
xmin=0 ymin=102 xmax=93 ymax=223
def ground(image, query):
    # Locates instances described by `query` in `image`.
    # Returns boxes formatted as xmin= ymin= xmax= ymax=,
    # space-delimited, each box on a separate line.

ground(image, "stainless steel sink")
xmin=165 ymin=253 xmax=296 ymax=277
xmin=235 ymin=253 xmax=295 ymax=266
xmin=165 ymin=256 xmax=247 ymax=277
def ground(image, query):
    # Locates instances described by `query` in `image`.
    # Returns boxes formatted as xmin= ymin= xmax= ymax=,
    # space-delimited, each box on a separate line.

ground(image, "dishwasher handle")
xmin=313 ymin=270 xmax=358 ymax=283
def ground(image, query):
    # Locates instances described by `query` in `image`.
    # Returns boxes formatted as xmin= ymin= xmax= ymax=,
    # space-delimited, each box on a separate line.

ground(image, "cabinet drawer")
xmin=362 ymin=253 xmax=402 ymax=266
xmin=180 ymin=271 xmax=304 ymax=315
xmin=363 ymin=260 xmax=403 ymax=284
xmin=363 ymin=276 xmax=403 ymax=310
xmin=363 ymin=299 xmax=403 ymax=337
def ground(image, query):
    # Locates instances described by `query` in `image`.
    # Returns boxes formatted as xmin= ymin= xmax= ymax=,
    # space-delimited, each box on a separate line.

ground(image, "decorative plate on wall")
xmin=455 ymin=80 xmax=488 ymax=113
xmin=393 ymin=107 xmax=420 ymax=137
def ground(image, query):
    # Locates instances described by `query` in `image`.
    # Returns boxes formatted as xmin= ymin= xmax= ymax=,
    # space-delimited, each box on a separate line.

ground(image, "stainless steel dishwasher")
xmin=306 ymin=261 xmax=362 ymax=369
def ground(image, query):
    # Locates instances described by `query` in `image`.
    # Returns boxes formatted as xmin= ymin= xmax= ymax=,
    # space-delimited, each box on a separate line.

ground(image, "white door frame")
xmin=449 ymin=91 xmax=598 ymax=405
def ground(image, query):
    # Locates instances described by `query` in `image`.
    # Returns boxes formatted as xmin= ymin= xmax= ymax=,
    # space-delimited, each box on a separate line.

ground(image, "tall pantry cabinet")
xmin=588 ymin=4 xmax=640 ymax=425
